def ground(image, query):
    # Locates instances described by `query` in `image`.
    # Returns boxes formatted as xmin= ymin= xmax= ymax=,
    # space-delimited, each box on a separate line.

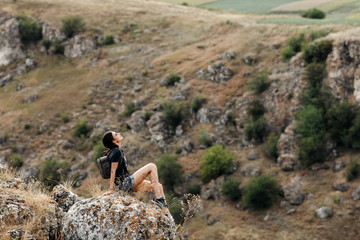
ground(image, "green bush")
xmin=40 ymin=158 xmax=70 ymax=190
xmin=190 ymin=96 xmax=206 ymax=113
xmin=305 ymin=62 xmax=327 ymax=89
xmin=247 ymin=98 xmax=265 ymax=119
xmin=200 ymin=144 xmax=234 ymax=182
xmin=24 ymin=123 xmax=31 ymax=130
xmin=298 ymin=136 xmax=326 ymax=166
xmin=244 ymin=117 xmax=267 ymax=143
xmin=53 ymin=39 xmax=65 ymax=55
xmin=325 ymin=101 xmax=355 ymax=145
xmin=296 ymin=105 xmax=325 ymax=138
xmin=161 ymin=101 xmax=184 ymax=129
xmin=247 ymin=71 xmax=270 ymax=94
xmin=60 ymin=113 xmax=70 ymax=123
xmin=73 ymin=119 xmax=92 ymax=137
xmin=301 ymin=8 xmax=326 ymax=19
xmin=346 ymin=160 xmax=360 ymax=181
xmin=103 ymin=35 xmax=114 ymax=45
xmin=123 ymin=98 xmax=141 ymax=117
xmin=166 ymin=72 xmax=181 ymax=86
xmin=156 ymin=154 xmax=183 ymax=190
xmin=242 ymin=175 xmax=279 ymax=210
xmin=302 ymin=40 xmax=333 ymax=64
xmin=222 ymin=177 xmax=242 ymax=201
xmin=61 ymin=16 xmax=86 ymax=38
xmin=187 ymin=184 xmax=201 ymax=195
xmin=16 ymin=15 xmax=42 ymax=43
xmin=92 ymin=140 xmax=107 ymax=163
xmin=197 ymin=129 xmax=213 ymax=148
xmin=309 ymin=29 xmax=331 ymax=41
xmin=288 ymin=33 xmax=306 ymax=53
xmin=281 ymin=46 xmax=296 ymax=61
xmin=345 ymin=110 xmax=360 ymax=149
xmin=264 ymin=132 xmax=279 ymax=160
xmin=9 ymin=155 xmax=24 ymax=169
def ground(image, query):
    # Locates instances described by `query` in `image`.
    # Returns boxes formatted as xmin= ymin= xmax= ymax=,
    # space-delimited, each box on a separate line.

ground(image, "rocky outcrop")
xmin=146 ymin=112 xmax=171 ymax=148
xmin=326 ymin=39 xmax=360 ymax=102
xmin=42 ymin=22 xmax=66 ymax=42
xmin=201 ymin=176 xmax=224 ymax=200
xmin=127 ymin=110 xmax=147 ymax=133
xmin=197 ymin=62 xmax=233 ymax=83
xmin=316 ymin=206 xmax=333 ymax=219
xmin=52 ymin=185 xmax=181 ymax=240
xmin=196 ymin=106 xmax=222 ymax=124
xmin=0 ymin=17 xmax=25 ymax=66
xmin=277 ymin=121 xmax=300 ymax=171
xmin=64 ymin=35 xmax=98 ymax=58
xmin=283 ymin=177 xmax=305 ymax=205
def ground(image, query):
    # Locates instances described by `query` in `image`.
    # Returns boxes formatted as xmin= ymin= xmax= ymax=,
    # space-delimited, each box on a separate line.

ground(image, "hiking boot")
xmin=152 ymin=197 xmax=168 ymax=208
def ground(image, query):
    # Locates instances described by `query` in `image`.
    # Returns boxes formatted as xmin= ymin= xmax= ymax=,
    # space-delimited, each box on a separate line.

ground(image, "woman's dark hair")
xmin=102 ymin=131 xmax=118 ymax=155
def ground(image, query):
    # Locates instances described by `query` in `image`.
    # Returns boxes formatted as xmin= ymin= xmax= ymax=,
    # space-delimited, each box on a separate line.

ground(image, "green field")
xmin=200 ymin=0 xmax=301 ymax=13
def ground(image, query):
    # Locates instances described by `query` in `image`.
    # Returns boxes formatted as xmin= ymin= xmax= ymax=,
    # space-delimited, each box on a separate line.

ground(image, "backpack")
xmin=96 ymin=154 xmax=111 ymax=179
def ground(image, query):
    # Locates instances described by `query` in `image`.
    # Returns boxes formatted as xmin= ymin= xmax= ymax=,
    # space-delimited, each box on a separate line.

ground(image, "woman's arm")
xmin=101 ymin=162 xmax=119 ymax=196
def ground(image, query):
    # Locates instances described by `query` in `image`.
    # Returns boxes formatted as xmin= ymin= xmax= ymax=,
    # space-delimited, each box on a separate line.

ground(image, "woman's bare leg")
xmin=132 ymin=163 xmax=164 ymax=198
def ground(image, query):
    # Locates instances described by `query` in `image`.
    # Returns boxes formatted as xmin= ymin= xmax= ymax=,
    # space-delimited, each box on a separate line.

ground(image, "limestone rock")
xmin=24 ymin=94 xmax=38 ymax=104
xmin=219 ymin=51 xmax=235 ymax=60
xmin=0 ymin=74 xmax=12 ymax=87
xmin=20 ymin=166 xmax=40 ymax=183
xmin=53 ymin=186 xmax=181 ymax=240
xmin=197 ymin=62 xmax=233 ymax=83
xmin=146 ymin=112 xmax=171 ymax=148
xmin=42 ymin=22 xmax=66 ymax=42
xmin=178 ymin=139 xmax=194 ymax=155
xmin=283 ymin=177 xmax=305 ymax=205
xmin=0 ymin=193 xmax=33 ymax=225
xmin=241 ymin=165 xmax=262 ymax=177
xmin=51 ymin=185 xmax=83 ymax=212
xmin=334 ymin=160 xmax=346 ymax=173
xmin=127 ymin=110 xmax=147 ymax=133
xmin=201 ymin=176 xmax=225 ymax=200
xmin=170 ymin=89 xmax=188 ymax=101
xmin=277 ymin=122 xmax=300 ymax=171
xmin=64 ymin=35 xmax=97 ymax=58
xmin=196 ymin=107 xmax=222 ymax=124
xmin=332 ymin=182 xmax=349 ymax=192
xmin=242 ymin=54 xmax=257 ymax=65
xmin=316 ymin=206 xmax=333 ymax=219
xmin=0 ymin=17 xmax=25 ymax=66
xmin=247 ymin=150 xmax=260 ymax=160
xmin=352 ymin=185 xmax=360 ymax=201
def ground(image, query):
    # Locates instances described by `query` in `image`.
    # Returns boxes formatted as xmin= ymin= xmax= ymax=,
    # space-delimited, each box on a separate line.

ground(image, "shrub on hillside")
xmin=264 ymin=132 xmax=279 ymax=161
xmin=246 ymin=71 xmax=270 ymax=94
xmin=197 ymin=128 xmax=213 ymax=148
xmin=73 ymin=119 xmax=92 ymax=137
xmin=60 ymin=113 xmax=70 ymax=123
xmin=298 ymin=136 xmax=326 ymax=166
xmin=346 ymin=160 xmax=360 ymax=181
xmin=296 ymin=105 xmax=325 ymax=138
xmin=222 ymin=177 xmax=242 ymax=201
xmin=161 ymin=101 xmax=184 ymax=129
xmin=305 ymin=62 xmax=327 ymax=88
xmin=244 ymin=117 xmax=267 ymax=143
xmin=242 ymin=175 xmax=279 ymax=210
xmin=156 ymin=154 xmax=183 ymax=190
xmin=53 ymin=39 xmax=65 ymax=55
xmin=190 ymin=96 xmax=206 ymax=113
xmin=40 ymin=158 xmax=70 ymax=189
xmin=61 ymin=16 xmax=86 ymax=38
xmin=42 ymin=39 xmax=52 ymax=50
xmin=187 ymin=184 xmax=201 ymax=195
xmin=325 ymin=101 xmax=355 ymax=145
xmin=9 ymin=155 xmax=24 ymax=169
xmin=92 ymin=140 xmax=107 ymax=163
xmin=167 ymin=72 xmax=182 ymax=86
xmin=301 ymin=8 xmax=326 ymax=19
xmin=302 ymin=40 xmax=333 ymax=64
xmin=288 ymin=33 xmax=306 ymax=53
xmin=16 ymin=15 xmax=42 ymax=43
xmin=345 ymin=110 xmax=360 ymax=149
xmin=281 ymin=46 xmax=296 ymax=61
xmin=103 ymin=35 xmax=114 ymax=45
xmin=200 ymin=144 xmax=234 ymax=182
xmin=123 ymin=98 xmax=141 ymax=117
xmin=247 ymin=98 xmax=265 ymax=119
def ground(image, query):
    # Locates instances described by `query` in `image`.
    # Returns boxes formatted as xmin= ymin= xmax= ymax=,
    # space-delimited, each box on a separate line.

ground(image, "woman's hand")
xmin=101 ymin=190 xmax=114 ymax=197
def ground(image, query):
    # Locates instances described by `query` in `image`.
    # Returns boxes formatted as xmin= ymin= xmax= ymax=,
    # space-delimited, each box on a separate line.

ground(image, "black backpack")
xmin=96 ymin=150 xmax=114 ymax=179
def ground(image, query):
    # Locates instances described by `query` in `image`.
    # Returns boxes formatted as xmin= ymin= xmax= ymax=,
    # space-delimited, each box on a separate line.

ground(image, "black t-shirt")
xmin=108 ymin=148 xmax=130 ymax=184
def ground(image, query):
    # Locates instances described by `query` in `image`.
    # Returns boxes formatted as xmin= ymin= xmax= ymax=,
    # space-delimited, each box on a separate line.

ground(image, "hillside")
xmin=1 ymin=0 xmax=360 ymax=239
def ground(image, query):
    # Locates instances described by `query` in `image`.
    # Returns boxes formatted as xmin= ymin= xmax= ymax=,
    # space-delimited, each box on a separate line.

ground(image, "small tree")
xmin=264 ymin=132 xmax=279 ymax=160
xmin=244 ymin=117 xmax=268 ymax=143
xmin=222 ymin=177 xmax=242 ymax=201
xmin=242 ymin=175 xmax=279 ymax=210
xmin=156 ymin=154 xmax=183 ymax=190
xmin=16 ymin=15 xmax=42 ymax=44
xmin=247 ymin=98 xmax=265 ymax=119
xmin=197 ymin=128 xmax=213 ymax=148
xmin=302 ymin=40 xmax=333 ymax=64
xmin=61 ymin=16 xmax=86 ymax=38
xmin=73 ymin=119 xmax=92 ymax=137
xmin=200 ymin=144 xmax=234 ymax=182
xmin=346 ymin=160 xmax=360 ymax=181
xmin=247 ymin=71 xmax=270 ymax=94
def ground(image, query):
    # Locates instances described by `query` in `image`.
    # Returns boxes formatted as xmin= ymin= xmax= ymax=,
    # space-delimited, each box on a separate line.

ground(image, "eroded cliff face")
xmin=327 ymin=38 xmax=360 ymax=103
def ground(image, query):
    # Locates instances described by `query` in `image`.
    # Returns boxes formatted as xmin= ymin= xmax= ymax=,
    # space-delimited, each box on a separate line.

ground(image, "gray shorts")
xmin=116 ymin=175 xmax=134 ymax=192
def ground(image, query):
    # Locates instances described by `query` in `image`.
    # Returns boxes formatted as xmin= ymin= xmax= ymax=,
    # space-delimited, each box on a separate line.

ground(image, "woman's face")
xmin=112 ymin=131 xmax=123 ymax=146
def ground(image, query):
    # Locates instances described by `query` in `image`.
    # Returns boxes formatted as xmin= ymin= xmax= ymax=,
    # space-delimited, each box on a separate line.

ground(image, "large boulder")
xmin=282 ymin=177 xmax=305 ymax=205
xmin=127 ymin=110 xmax=147 ymax=133
xmin=201 ymin=176 xmax=225 ymax=200
xmin=0 ymin=192 xmax=33 ymax=225
xmin=64 ymin=35 xmax=97 ymax=58
xmin=52 ymin=185 xmax=181 ymax=240
xmin=146 ymin=112 xmax=171 ymax=148
xmin=277 ymin=122 xmax=300 ymax=171
xmin=0 ymin=17 xmax=25 ymax=66
xmin=196 ymin=107 xmax=222 ymax=124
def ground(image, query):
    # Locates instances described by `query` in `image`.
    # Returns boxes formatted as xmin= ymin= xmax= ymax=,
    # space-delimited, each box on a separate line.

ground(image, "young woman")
xmin=100 ymin=131 xmax=169 ymax=210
